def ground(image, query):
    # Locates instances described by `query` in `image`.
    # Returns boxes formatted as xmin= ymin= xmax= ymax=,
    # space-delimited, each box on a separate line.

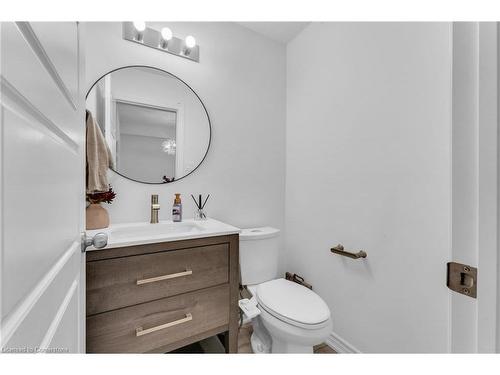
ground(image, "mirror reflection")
xmin=86 ymin=66 xmax=211 ymax=183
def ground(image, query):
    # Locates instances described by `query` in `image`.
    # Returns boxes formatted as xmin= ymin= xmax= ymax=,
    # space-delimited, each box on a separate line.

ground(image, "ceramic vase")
xmin=86 ymin=203 xmax=110 ymax=230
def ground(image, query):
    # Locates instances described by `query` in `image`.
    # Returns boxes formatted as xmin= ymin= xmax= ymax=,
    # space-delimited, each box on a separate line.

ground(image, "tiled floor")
xmin=238 ymin=323 xmax=336 ymax=354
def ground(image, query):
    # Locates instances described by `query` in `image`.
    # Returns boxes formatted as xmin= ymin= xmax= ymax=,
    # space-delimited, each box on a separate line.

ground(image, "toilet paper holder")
xmin=285 ymin=272 xmax=312 ymax=290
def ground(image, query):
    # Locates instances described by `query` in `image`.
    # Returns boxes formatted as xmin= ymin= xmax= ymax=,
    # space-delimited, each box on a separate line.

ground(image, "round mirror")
xmin=86 ymin=66 xmax=211 ymax=184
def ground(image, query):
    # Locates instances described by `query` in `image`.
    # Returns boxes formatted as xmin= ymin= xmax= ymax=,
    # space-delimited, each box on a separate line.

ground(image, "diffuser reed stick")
xmin=191 ymin=194 xmax=200 ymax=209
xmin=201 ymin=194 xmax=210 ymax=209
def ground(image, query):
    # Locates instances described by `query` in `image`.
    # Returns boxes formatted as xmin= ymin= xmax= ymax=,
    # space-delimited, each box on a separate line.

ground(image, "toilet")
xmin=239 ymin=227 xmax=332 ymax=353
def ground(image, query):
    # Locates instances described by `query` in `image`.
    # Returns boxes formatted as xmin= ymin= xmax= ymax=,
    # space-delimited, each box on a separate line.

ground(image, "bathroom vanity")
xmin=85 ymin=219 xmax=240 ymax=353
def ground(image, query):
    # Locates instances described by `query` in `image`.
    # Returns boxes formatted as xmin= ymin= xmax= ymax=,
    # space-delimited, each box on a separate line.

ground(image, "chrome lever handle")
xmin=81 ymin=232 xmax=108 ymax=252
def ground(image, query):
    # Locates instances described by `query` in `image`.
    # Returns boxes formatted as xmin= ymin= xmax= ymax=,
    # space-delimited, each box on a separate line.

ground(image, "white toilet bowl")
xmin=248 ymin=278 xmax=332 ymax=353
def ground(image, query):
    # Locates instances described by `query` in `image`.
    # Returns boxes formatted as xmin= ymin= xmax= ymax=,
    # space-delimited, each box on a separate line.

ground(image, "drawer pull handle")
xmin=135 ymin=313 xmax=193 ymax=337
xmin=136 ymin=269 xmax=193 ymax=285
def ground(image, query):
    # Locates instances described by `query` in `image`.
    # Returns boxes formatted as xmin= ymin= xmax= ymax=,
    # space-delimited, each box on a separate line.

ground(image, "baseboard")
xmin=326 ymin=331 xmax=361 ymax=353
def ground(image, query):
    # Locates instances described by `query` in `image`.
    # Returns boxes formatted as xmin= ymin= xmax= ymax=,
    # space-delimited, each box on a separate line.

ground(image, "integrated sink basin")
xmin=111 ymin=222 xmax=203 ymax=240
xmin=86 ymin=218 xmax=240 ymax=250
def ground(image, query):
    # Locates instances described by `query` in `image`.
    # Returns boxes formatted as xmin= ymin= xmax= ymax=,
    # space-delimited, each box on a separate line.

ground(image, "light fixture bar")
xmin=122 ymin=22 xmax=200 ymax=63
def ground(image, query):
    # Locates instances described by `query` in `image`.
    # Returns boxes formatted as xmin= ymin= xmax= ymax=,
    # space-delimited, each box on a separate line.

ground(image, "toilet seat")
xmin=255 ymin=279 xmax=331 ymax=330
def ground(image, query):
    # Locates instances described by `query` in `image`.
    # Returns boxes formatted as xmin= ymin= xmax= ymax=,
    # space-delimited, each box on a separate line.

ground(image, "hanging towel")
xmin=86 ymin=110 xmax=113 ymax=193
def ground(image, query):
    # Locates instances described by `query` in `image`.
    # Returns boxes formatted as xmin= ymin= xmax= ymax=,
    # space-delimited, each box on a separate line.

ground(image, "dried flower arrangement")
xmin=87 ymin=187 xmax=116 ymax=204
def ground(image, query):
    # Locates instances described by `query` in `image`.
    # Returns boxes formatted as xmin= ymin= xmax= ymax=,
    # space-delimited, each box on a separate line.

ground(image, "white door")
xmin=451 ymin=22 xmax=498 ymax=353
xmin=0 ymin=22 xmax=86 ymax=353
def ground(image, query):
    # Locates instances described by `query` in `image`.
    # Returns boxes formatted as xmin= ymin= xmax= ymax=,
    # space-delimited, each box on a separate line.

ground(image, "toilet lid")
xmin=256 ymin=279 xmax=330 ymax=327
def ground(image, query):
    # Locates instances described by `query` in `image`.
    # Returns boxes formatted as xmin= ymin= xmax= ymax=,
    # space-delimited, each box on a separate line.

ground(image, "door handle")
xmin=81 ymin=232 xmax=108 ymax=252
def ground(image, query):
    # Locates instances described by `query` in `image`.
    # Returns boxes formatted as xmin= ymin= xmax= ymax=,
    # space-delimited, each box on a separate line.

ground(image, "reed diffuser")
xmin=191 ymin=194 xmax=210 ymax=220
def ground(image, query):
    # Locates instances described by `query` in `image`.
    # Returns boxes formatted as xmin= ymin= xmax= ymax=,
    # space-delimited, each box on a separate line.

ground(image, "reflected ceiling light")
xmin=161 ymin=139 xmax=176 ymax=155
xmin=133 ymin=21 xmax=146 ymax=42
xmin=160 ymin=27 xmax=173 ymax=49
xmin=183 ymin=35 xmax=196 ymax=55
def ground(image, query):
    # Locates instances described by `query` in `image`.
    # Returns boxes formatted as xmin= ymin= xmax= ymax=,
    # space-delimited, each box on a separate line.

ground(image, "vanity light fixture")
xmin=132 ymin=21 xmax=146 ymax=42
xmin=122 ymin=22 xmax=200 ymax=62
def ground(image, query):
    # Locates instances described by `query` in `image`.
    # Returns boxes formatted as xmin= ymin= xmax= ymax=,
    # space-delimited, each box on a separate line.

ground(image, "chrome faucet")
xmin=150 ymin=194 xmax=160 ymax=224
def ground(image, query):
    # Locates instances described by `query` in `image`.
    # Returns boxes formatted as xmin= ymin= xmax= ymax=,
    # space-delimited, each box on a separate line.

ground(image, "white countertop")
xmin=86 ymin=218 xmax=241 ymax=250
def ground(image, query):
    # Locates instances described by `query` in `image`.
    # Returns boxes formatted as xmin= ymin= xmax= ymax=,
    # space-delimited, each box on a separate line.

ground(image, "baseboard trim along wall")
xmin=326 ymin=331 xmax=361 ymax=353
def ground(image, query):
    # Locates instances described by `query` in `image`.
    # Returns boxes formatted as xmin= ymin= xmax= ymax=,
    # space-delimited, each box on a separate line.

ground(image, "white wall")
xmin=84 ymin=22 xmax=286 ymax=232
xmin=119 ymin=134 xmax=176 ymax=181
xmin=286 ymin=23 xmax=452 ymax=353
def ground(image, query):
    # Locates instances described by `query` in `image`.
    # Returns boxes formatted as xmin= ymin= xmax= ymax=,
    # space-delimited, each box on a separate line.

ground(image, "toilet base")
xmin=250 ymin=332 xmax=270 ymax=353
xmin=250 ymin=311 xmax=330 ymax=354
xmin=270 ymin=338 xmax=313 ymax=354
xmin=257 ymin=304 xmax=332 ymax=354
xmin=249 ymin=318 xmax=317 ymax=354
xmin=250 ymin=316 xmax=272 ymax=353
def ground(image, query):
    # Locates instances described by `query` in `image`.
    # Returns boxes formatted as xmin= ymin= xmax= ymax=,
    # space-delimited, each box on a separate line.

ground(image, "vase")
xmin=86 ymin=203 xmax=110 ymax=230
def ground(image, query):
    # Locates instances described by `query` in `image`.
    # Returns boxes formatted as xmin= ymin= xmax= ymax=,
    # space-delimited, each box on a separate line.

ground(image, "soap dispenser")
xmin=172 ymin=193 xmax=182 ymax=222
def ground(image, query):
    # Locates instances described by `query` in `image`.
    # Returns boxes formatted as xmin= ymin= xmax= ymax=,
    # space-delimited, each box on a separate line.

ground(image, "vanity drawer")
xmin=87 ymin=244 xmax=229 ymax=315
xmin=86 ymin=284 xmax=229 ymax=353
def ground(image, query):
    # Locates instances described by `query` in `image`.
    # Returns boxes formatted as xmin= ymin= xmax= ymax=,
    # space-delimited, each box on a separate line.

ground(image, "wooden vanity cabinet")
xmin=85 ymin=234 xmax=239 ymax=353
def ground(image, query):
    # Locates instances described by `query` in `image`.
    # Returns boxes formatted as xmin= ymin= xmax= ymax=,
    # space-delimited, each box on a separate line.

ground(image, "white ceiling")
xmin=237 ymin=22 xmax=309 ymax=44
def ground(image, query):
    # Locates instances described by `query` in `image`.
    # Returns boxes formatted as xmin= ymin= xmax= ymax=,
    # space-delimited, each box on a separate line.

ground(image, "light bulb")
xmin=161 ymin=27 xmax=173 ymax=41
xmin=133 ymin=21 xmax=146 ymax=32
xmin=161 ymin=139 xmax=176 ymax=155
xmin=185 ymin=35 xmax=196 ymax=49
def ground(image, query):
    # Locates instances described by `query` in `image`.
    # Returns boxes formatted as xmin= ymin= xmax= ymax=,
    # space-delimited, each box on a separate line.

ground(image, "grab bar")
xmin=330 ymin=244 xmax=367 ymax=259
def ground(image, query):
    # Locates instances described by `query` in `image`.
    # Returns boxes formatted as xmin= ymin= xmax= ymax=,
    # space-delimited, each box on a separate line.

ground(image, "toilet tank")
xmin=239 ymin=227 xmax=280 ymax=286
